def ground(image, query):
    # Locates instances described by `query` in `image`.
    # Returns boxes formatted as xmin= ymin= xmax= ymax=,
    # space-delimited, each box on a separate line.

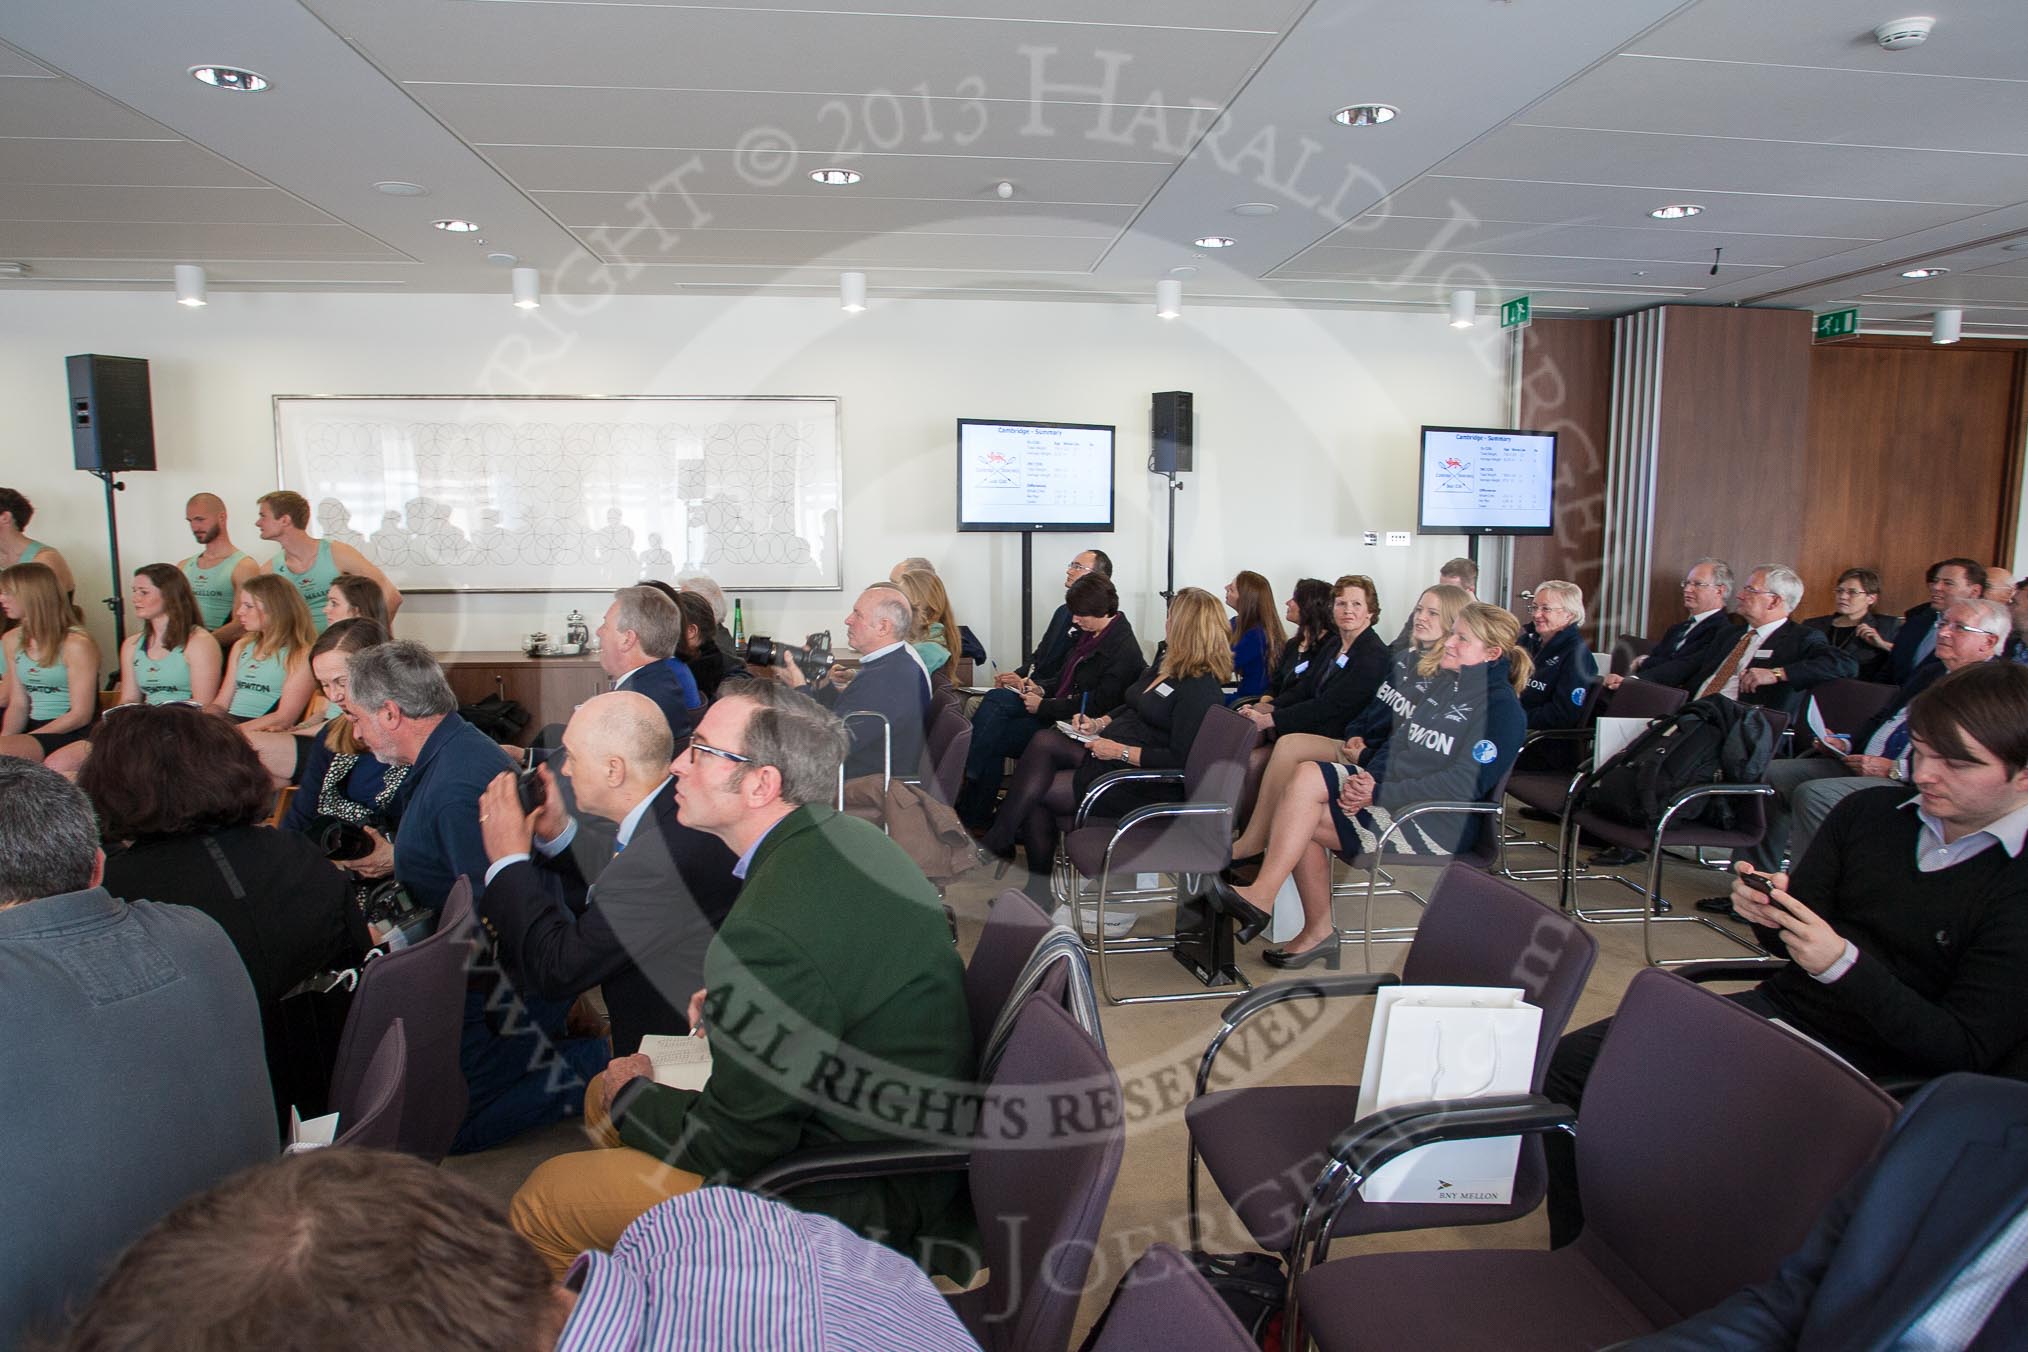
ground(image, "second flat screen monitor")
xmin=956 ymin=418 xmax=1115 ymax=533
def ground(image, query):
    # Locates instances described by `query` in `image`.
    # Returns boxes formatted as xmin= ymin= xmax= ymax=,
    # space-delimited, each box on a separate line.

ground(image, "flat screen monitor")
xmin=1416 ymin=425 xmax=1559 ymax=536
xmin=956 ymin=418 xmax=1116 ymax=533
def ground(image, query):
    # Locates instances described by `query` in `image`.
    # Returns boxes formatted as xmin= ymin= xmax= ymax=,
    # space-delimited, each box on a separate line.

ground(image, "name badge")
xmin=1755 ymin=648 xmax=1776 ymax=659
xmin=1293 ymin=661 xmax=1310 ymax=674
xmin=1154 ymin=681 xmax=1174 ymax=697
xmin=1334 ymin=653 xmax=1349 ymax=668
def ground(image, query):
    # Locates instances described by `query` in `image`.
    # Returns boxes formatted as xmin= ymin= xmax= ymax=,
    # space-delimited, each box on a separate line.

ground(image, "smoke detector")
xmin=1873 ymin=16 xmax=1934 ymax=50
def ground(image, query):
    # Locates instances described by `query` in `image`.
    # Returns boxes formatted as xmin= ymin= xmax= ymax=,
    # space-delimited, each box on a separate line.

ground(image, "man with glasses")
xmin=1705 ymin=597 xmax=2010 ymax=909
xmin=508 ymin=682 xmax=973 ymax=1281
xmin=475 ymin=691 xmax=739 ymax=1056
xmin=994 ymin=547 xmax=1114 ymax=694
xmin=1884 ymin=558 xmax=1987 ymax=686
xmin=1664 ymin=564 xmax=1854 ymax=715
xmin=1605 ymin=557 xmax=1742 ymax=691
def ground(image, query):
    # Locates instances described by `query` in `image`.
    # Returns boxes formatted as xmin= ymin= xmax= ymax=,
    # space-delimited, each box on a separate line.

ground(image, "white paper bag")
xmin=286 ymin=1106 xmax=340 ymax=1155
xmin=1353 ymin=986 xmax=1542 ymax=1204
xmin=1594 ymin=716 xmax=1654 ymax=769
xmin=1269 ymin=874 xmax=1305 ymax=943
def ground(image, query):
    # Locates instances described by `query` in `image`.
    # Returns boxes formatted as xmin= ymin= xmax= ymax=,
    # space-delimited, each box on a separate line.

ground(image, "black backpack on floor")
xmin=1580 ymin=696 xmax=1776 ymax=832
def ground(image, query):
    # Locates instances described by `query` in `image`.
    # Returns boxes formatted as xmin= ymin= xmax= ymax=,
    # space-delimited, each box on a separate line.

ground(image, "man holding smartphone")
xmin=1543 ymin=662 xmax=2028 ymax=1247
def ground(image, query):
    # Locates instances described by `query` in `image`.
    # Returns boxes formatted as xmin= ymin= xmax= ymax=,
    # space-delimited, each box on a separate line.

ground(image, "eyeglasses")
xmin=1832 ymin=588 xmax=1872 ymax=599
xmin=1940 ymin=621 xmax=2004 ymax=641
xmin=1736 ymin=586 xmax=1773 ymax=598
xmin=1065 ymin=560 xmax=1091 ymax=576
xmin=686 ymin=737 xmax=752 ymax=765
xmin=1682 ymin=578 xmax=1721 ymax=589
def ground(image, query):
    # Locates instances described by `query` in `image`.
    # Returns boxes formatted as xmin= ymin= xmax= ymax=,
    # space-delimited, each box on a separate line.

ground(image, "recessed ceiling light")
xmin=432 ymin=219 xmax=481 ymax=233
xmin=1649 ymin=204 xmax=1703 ymax=220
xmin=190 ymin=65 xmax=269 ymax=92
xmin=373 ymin=180 xmax=429 ymax=197
xmin=1901 ymin=266 xmax=1950 ymax=279
xmin=810 ymin=168 xmax=862 ymax=186
xmin=1194 ymin=235 xmax=1236 ymax=249
xmin=1231 ymin=202 xmax=1279 ymax=217
xmin=1333 ymin=104 xmax=1398 ymax=127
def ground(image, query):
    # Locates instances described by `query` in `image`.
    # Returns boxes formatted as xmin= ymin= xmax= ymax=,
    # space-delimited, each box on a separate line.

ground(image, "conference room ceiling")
xmin=2 ymin=0 xmax=2025 ymax=335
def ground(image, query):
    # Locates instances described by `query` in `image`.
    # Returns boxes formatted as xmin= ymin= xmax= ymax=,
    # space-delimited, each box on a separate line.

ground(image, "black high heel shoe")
xmin=1206 ymin=877 xmax=1273 ymax=945
xmin=1262 ymin=938 xmax=1342 ymax=970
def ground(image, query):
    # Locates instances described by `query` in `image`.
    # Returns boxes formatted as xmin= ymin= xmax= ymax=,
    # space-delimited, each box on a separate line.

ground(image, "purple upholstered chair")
xmin=326 ymin=875 xmax=476 ymax=1161
xmin=332 ymin=1018 xmax=407 ymax=1151
xmin=1087 ymin=1244 xmax=1257 ymax=1352
xmin=1185 ymin=867 xmax=1596 ymax=1256
xmin=1288 ymin=968 xmax=1898 ymax=1352
xmin=964 ymin=888 xmax=1057 ymax=1050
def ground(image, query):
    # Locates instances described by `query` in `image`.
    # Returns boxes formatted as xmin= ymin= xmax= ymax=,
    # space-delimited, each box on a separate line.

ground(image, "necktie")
xmin=1915 ymin=617 xmax=1941 ymax=667
xmin=1884 ymin=715 xmax=1914 ymax=763
xmin=1698 ymin=630 xmax=1755 ymax=700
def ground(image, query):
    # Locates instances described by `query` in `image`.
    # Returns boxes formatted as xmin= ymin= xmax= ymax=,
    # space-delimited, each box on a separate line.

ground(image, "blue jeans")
xmin=956 ymin=688 xmax=1048 ymax=827
xmin=452 ymin=984 xmax=610 ymax=1154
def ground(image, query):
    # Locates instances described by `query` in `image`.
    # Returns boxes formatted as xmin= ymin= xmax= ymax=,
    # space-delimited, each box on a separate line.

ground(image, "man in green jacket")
xmin=509 ymin=681 xmax=976 ymax=1277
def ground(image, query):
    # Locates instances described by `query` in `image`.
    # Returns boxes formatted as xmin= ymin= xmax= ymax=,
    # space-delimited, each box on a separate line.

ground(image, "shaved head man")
xmin=181 ymin=493 xmax=260 ymax=633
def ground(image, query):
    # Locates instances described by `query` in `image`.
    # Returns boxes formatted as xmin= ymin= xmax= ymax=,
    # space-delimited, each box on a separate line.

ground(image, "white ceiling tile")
xmin=0 ymin=44 xmax=54 ymax=78
xmin=0 ymin=183 xmax=335 ymax=225
xmin=1277 ymin=244 xmax=1761 ymax=290
xmin=458 ymin=0 xmax=1305 ymax=30
xmin=539 ymin=190 xmax=1128 ymax=236
xmin=0 ymin=137 xmax=267 ymax=187
xmin=590 ymin=228 xmax=1104 ymax=270
xmin=1631 ymin=0 xmax=2028 ymax=82
xmin=486 ymin=143 xmax=1170 ymax=201
xmin=1320 ymin=214 xmax=1858 ymax=267
xmin=0 ymin=75 xmax=180 ymax=139
xmin=1521 ymin=54 xmax=2028 ymax=157
xmin=0 ymin=220 xmax=404 ymax=260
xmin=418 ymin=84 xmax=1199 ymax=166
xmin=1862 ymin=274 xmax=2028 ymax=306
xmin=1437 ymin=124 xmax=2028 ymax=206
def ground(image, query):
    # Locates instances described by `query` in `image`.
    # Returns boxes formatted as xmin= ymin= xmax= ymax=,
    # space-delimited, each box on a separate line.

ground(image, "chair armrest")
xmin=1074 ymin=767 xmax=1185 ymax=826
xmin=1327 ymin=1093 xmax=1574 ymax=1179
xmin=1195 ymin=973 xmax=1402 ymax=1096
xmin=1523 ymin=727 xmax=1596 ymax=743
xmin=744 ymin=1142 xmax=972 ymax=1196
xmin=838 ymin=710 xmax=893 ymax=791
xmin=1672 ymin=957 xmax=1788 ymax=984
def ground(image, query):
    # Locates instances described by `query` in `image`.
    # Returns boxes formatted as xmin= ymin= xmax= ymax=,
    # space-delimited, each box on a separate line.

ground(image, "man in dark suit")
xmin=996 ymin=546 xmax=1113 ymax=690
xmin=476 ymin=691 xmax=740 ymax=1055
xmin=1626 ymin=1073 xmax=2028 ymax=1349
xmin=1884 ymin=557 xmax=1987 ymax=686
xmin=1672 ymin=564 xmax=1856 ymax=717
xmin=597 ymin=586 xmax=703 ymax=744
xmin=782 ymin=584 xmax=933 ymax=781
xmin=1604 ymin=557 xmax=1742 ymax=691
xmin=507 ymin=681 xmax=973 ymax=1277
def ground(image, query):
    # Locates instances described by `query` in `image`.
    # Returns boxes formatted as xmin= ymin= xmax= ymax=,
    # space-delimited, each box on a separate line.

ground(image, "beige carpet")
xmin=444 ymin=823 xmax=1761 ymax=1340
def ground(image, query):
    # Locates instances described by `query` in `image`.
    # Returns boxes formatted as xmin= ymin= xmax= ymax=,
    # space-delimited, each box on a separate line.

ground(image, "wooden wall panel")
xmin=1510 ymin=318 xmax=1612 ymax=623
xmin=1797 ymin=336 xmax=2026 ymax=615
xmin=1645 ymin=306 xmax=1813 ymax=636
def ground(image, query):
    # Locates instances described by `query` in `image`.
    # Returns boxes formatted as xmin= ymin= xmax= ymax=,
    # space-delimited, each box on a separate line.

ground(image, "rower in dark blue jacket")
xmin=1519 ymin=580 xmax=1598 ymax=731
xmin=1210 ymin=601 xmax=1532 ymax=969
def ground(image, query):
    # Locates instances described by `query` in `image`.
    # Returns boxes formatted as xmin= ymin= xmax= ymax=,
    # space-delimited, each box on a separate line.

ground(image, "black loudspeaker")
xmin=67 ymin=354 xmax=156 ymax=472
xmin=1150 ymin=389 xmax=1193 ymax=476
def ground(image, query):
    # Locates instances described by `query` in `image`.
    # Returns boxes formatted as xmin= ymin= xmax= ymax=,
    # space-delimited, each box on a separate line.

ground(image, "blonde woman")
xmin=0 ymin=561 xmax=101 ymax=763
xmin=207 ymin=573 xmax=316 ymax=731
xmin=1211 ymin=602 xmax=1532 ymax=968
xmin=1231 ymin=583 xmax=1472 ymax=866
xmin=983 ymin=586 xmax=1233 ymax=903
xmin=894 ymin=568 xmax=962 ymax=675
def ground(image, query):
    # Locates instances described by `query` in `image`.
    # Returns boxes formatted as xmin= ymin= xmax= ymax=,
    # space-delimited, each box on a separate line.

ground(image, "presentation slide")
xmin=956 ymin=419 xmax=1115 ymax=532
xmin=1417 ymin=426 xmax=1558 ymax=536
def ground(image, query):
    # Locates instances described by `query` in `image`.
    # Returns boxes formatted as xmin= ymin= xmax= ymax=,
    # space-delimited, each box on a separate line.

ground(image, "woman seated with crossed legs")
xmin=1230 ymin=584 xmax=1471 ymax=868
xmin=1209 ymin=602 xmax=1531 ymax=968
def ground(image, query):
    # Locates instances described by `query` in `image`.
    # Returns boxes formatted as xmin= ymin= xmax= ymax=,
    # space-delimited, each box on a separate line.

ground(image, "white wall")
xmin=0 ymin=290 xmax=1506 ymax=673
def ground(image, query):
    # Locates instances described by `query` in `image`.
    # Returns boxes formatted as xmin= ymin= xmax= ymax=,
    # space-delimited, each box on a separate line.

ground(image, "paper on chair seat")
xmin=1353 ymin=986 xmax=1542 ymax=1204
xmin=1594 ymin=716 xmax=1654 ymax=769
xmin=637 ymin=1033 xmax=714 ymax=1092
xmin=286 ymin=1106 xmax=339 ymax=1155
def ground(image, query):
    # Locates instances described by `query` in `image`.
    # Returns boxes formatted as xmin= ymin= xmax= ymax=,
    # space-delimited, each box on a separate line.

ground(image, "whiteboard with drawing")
xmin=273 ymin=396 xmax=842 ymax=592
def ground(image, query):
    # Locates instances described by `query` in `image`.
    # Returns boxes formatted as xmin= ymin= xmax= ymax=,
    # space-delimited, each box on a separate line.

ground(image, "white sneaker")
xmin=1052 ymin=904 xmax=1138 ymax=940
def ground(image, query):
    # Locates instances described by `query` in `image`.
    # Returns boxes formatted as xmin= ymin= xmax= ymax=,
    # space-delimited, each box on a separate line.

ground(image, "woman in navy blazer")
xmin=1238 ymin=575 xmax=1390 ymax=741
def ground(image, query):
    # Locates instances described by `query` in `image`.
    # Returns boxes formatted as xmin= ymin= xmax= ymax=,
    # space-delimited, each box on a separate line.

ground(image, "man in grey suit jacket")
xmin=0 ymin=762 xmax=273 ymax=1349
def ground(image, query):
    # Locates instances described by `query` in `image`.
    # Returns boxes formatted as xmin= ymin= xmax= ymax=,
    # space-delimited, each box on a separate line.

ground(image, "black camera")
xmin=310 ymin=816 xmax=381 ymax=863
xmin=743 ymin=630 xmax=834 ymax=682
xmin=360 ymin=880 xmax=435 ymax=951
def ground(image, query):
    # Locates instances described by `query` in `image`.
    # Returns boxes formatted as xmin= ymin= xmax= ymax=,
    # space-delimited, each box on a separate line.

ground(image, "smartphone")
xmin=1738 ymin=871 xmax=1775 ymax=897
xmin=516 ymin=764 xmax=547 ymax=815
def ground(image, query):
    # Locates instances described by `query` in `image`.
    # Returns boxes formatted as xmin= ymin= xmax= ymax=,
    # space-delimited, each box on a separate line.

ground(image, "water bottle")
xmin=731 ymin=599 xmax=745 ymax=649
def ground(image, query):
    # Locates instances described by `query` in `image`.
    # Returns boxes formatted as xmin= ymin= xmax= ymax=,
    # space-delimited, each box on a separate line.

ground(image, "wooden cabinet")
xmin=440 ymin=651 xmax=608 ymax=743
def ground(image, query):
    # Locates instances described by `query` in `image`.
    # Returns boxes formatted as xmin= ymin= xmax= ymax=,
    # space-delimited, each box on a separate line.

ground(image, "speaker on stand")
xmin=1150 ymin=391 xmax=1194 ymax=604
xmin=66 ymin=354 xmax=156 ymax=652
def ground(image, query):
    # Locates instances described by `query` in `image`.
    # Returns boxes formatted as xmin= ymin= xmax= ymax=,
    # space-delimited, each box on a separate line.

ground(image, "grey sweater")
xmin=0 ymin=887 xmax=275 ymax=1347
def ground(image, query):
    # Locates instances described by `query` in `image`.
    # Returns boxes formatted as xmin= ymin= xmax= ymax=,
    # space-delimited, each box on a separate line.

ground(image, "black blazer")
xmin=1033 ymin=614 xmax=1144 ymax=725
xmin=1520 ymin=624 xmax=1598 ymax=731
xmin=1636 ymin=609 xmax=1743 ymax=688
xmin=1271 ymin=627 xmax=1391 ymax=738
xmin=1679 ymin=618 xmax=1858 ymax=716
xmin=1025 ymin=603 xmax=1080 ymax=687
xmin=476 ymin=778 xmax=740 ymax=1055
xmin=1802 ymin=612 xmax=1901 ymax=685
xmin=1265 ymin=632 xmax=1327 ymax=700
xmin=1072 ymin=669 xmax=1223 ymax=797
xmin=1885 ymin=603 xmax=1942 ymax=686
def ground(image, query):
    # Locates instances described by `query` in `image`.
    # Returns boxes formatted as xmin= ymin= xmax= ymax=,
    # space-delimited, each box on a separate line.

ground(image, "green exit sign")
xmin=1499 ymin=295 xmax=1532 ymax=330
xmin=1814 ymin=307 xmax=1861 ymax=342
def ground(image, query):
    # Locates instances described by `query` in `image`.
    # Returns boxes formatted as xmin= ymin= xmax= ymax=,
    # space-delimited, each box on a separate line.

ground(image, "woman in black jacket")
xmin=982 ymin=587 xmax=1231 ymax=906
xmin=1257 ymin=577 xmax=1334 ymax=706
xmin=955 ymin=571 xmax=1143 ymax=829
xmin=80 ymin=703 xmax=368 ymax=1133
xmin=1520 ymin=579 xmax=1598 ymax=729
xmin=1240 ymin=574 xmax=1390 ymax=740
